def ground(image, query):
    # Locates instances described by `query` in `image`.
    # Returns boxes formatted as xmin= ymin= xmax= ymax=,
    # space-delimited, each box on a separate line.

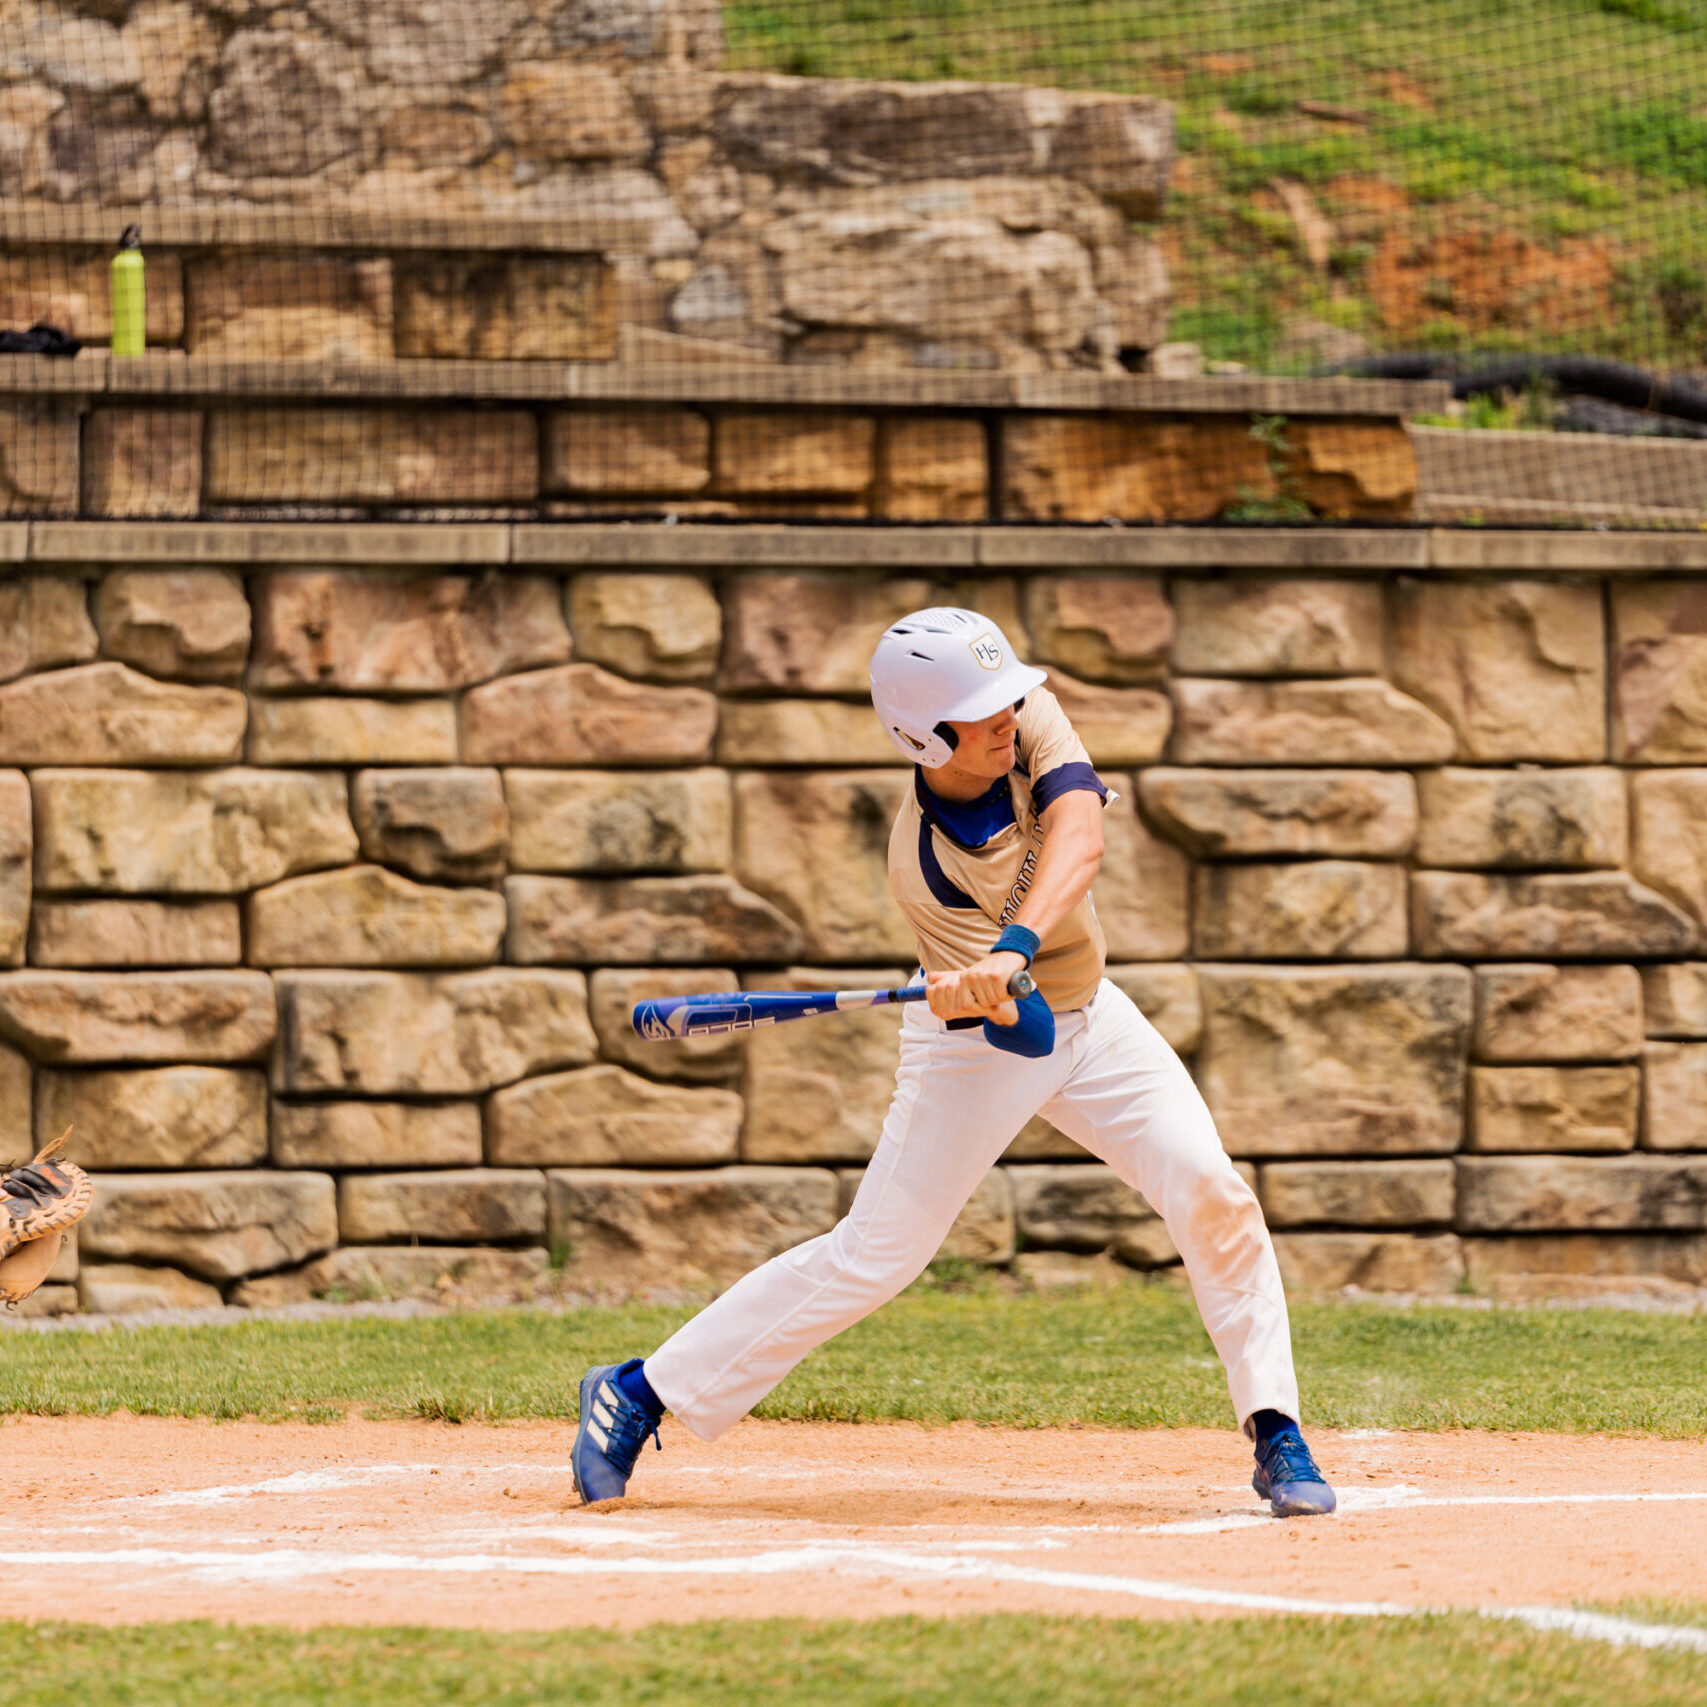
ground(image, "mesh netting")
xmin=0 ymin=0 xmax=1702 ymax=525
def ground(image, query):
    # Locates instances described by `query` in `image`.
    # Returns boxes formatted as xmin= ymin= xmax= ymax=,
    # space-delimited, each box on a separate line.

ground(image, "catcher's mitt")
xmin=0 ymin=1230 xmax=64 ymax=1307
xmin=0 ymin=1129 xmax=88 ymax=1306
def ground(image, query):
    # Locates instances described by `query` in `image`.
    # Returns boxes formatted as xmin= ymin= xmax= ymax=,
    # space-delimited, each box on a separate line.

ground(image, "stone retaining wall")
xmin=5 ymin=532 xmax=1707 ymax=1314
xmin=0 ymin=346 xmax=1438 ymax=526
xmin=0 ymin=0 xmax=1175 ymax=373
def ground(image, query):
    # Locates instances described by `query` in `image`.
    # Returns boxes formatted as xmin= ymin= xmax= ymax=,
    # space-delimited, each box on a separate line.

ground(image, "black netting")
xmin=0 ymin=0 xmax=1701 ymax=525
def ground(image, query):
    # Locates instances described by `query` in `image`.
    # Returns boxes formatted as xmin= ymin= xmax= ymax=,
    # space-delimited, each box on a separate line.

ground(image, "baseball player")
xmin=572 ymin=607 xmax=1335 ymax=1519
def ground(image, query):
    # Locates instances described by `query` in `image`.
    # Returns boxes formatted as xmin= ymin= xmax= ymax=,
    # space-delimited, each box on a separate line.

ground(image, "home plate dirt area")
xmin=3 ymin=1417 xmax=1705 ymax=1642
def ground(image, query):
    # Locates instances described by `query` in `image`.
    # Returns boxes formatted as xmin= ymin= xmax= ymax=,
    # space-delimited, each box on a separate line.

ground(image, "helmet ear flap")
xmin=932 ymin=721 xmax=960 ymax=752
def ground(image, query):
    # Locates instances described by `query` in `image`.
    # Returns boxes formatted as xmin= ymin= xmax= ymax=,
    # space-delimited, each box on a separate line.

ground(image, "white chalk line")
xmin=127 ymin=1464 xmax=578 ymax=1507
xmin=1137 ymin=1485 xmax=1707 ymax=1537
xmin=25 ymin=1483 xmax=1707 ymax=1585
xmin=34 ymin=1466 xmax=1707 ymax=1654
xmin=73 ymin=1469 xmax=1707 ymax=1549
xmin=1 ymin=1543 xmax=1703 ymax=1655
xmin=127 ymin=1458 xmax=1707 ymax=1514
xmin=44 ymin=1484 xmax=1707 ymax=1555
xmin=3 ymin=1513 xmax=1075 ymax=1561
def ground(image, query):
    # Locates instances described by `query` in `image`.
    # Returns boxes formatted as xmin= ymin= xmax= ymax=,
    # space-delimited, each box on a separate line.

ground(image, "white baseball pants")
xmin=646 ymin=978 xmax=1301 ymax=1441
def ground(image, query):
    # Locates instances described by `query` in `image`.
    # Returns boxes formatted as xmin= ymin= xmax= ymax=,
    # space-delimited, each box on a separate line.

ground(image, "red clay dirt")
xmin=1369 ymin=228 xmax=1617 ymax=338
xmin=3 ymin=1417 xmax=1705 ymax=1632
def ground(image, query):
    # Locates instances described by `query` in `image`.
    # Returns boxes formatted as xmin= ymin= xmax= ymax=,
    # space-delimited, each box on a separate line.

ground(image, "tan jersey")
xmin=886 ymin=686 xmax=1110 ymax=1013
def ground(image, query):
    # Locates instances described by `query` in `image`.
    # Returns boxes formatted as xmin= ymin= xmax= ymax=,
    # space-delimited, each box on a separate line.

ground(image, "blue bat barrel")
xmin=631 ymin=987 xmax=895 ymax=1040
xmin=631 ymin=970 xmax=1033 ymax=1040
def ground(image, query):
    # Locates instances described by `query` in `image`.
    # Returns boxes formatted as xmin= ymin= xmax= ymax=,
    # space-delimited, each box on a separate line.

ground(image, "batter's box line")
xmin=111 ymin=1464 xmax=581 ymax=1507
xmin=1139 ymin=1485 xmax=1707 ymax=1537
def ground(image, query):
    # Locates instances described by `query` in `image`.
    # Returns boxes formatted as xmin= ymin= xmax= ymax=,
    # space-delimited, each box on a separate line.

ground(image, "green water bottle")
xmin=110 ymin=225 xmax=145 ymax=357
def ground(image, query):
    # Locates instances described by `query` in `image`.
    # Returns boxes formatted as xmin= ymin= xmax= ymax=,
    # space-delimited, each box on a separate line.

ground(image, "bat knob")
xmin=1007 ymin=968 xmax=1036 ymax=999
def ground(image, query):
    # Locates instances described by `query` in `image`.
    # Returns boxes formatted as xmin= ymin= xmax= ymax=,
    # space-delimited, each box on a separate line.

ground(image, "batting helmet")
xmin=869 ymin=607 xmax=1047 ymax=767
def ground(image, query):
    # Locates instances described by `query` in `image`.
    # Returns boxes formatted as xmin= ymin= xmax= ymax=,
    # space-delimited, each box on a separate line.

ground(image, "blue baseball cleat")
xmin=1252 ymin=1426 xmax=1337 ymax=1518
xmin=572 ymin=1361 xmax=662 ymax=1504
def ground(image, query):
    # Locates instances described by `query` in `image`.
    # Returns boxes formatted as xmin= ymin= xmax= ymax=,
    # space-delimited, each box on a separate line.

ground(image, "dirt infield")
xmin=2 ymin=1416 xmax=1704 ymax=1638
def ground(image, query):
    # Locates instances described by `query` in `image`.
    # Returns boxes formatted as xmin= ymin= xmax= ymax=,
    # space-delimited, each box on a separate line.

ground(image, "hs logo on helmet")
xmin=968 ymin=633 xmax=1003 ymax=670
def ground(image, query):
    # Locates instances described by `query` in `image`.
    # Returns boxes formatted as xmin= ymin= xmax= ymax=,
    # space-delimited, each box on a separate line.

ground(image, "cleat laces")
xmin=1260 ymin=1429 xmax=1327 ymax=1486
xmin=602 ymin=1399 xmax=663 ymax=1478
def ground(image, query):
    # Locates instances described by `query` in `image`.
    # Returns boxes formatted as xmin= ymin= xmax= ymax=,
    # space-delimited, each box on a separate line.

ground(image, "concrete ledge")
xmin=26 ymin=521 xmax=512 ymax=565
xmin=974 ymin=526 xmax=1431 ymax=570
xmin=0 ymin=355 xmax=1448 ymax=417
xmin=1426 ymin=528 xmax=1707 ymax=573
xmin=90 ymin=357 xmax=1009 ymax=408
xmin=0 ymin=203 xmax=643 ymax=253
xmin=1005 ymin=374 xmax=1446 ymax=416
xmin=16 ymin=520 xmax=1707 ymax=570
xmin=512 ymin=523 xmax=979 ymax=568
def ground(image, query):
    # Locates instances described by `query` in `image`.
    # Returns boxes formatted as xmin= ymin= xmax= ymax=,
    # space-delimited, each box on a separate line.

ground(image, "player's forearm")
xmin=1007 ymin=793 xmax=1104 ymax=942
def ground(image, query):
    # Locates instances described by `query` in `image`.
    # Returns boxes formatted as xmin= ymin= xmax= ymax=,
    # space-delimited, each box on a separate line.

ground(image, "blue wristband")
xmin=991 ymin=924 xmax=1041 ymax=966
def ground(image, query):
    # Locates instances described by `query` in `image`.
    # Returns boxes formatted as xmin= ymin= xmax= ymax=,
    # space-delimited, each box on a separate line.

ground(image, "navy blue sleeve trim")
xmin=917 ymin=815 xmax=980 ymax=910
xmin=984 ymin=986 xmax=1056 ymax=1059
xmin=1031 ymin=761 xmax=1109 ymax=816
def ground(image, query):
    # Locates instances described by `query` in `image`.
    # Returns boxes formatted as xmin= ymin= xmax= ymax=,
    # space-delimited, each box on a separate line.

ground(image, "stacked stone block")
xmin=11 ymin=394 xmax=1420 ymax=525
xmin=7 ymin=555 xmax=1707 ymax=1316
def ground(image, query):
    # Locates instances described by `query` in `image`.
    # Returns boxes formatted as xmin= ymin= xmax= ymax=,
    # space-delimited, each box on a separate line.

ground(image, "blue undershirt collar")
xmin=914 ymin=767 xmax=1019 ymax=851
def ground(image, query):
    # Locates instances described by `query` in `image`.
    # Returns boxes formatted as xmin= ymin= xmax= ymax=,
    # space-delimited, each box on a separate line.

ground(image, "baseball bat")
xmin=632 ymin=968 xmax=1037 ymax=1041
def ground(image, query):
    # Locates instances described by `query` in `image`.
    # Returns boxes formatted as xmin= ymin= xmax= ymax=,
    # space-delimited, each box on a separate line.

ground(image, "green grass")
xmin=722 ymin=0 xmax=1707 ymax=372
xmin=1600 ymin=101 xmax=1707 ymax=190
xmin=1618 ymin=1600 xmax=1707 ymax=1633
xmin=5 ymin=1279 xmax=1707 ymax=1434
xmin=1 ymin=1612 xmax=1704 ymax=1705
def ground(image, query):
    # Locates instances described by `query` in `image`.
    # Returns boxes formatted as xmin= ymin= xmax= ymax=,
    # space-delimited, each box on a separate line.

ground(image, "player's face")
xmin=943 ymin=701 xmax=1022 ymax=779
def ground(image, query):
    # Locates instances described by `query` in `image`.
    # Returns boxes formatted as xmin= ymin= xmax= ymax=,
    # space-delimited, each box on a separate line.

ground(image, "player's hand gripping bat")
xmin=632 ymin=968 xmax=1037 ymax=1041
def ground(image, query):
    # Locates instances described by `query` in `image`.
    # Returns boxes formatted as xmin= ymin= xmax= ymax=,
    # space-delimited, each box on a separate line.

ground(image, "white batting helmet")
xmin=869 ymin=607 xmax=1046 ymax=767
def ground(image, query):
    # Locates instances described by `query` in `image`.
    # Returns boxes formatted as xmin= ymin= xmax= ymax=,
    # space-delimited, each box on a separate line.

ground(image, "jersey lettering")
xmin=998 ymin=830 xmax=1041 ymax=925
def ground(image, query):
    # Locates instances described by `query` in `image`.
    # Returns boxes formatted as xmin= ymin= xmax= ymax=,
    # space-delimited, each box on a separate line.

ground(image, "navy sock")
xmin=1251 ymin=1409 xmax=1297 ymax=1448
xmin=615 ymin=1358 xmax=664 ymax=1420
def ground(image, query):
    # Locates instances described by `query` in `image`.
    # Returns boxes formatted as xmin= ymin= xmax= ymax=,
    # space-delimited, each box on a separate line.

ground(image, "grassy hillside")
xmin=725 ymin=0 xmax=1707 ymax=372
